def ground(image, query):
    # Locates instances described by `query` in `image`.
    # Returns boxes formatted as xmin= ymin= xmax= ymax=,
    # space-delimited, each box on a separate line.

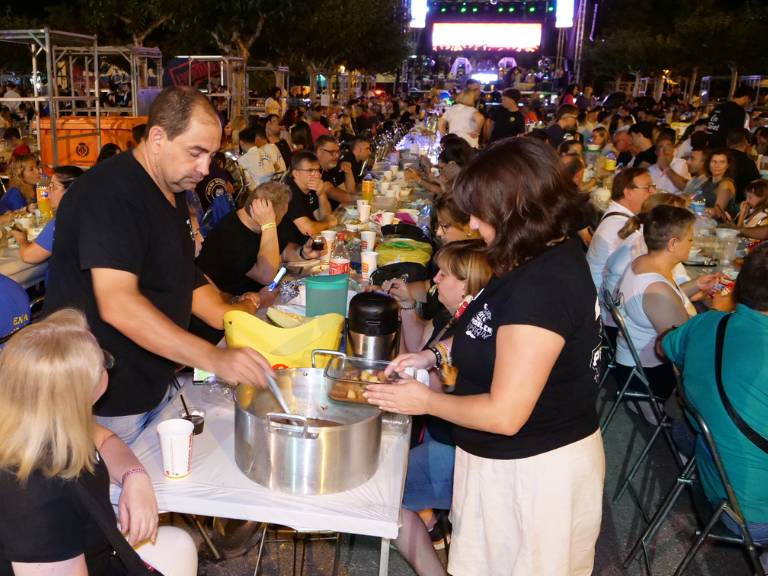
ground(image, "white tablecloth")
xmin=0 ymin=246 xmax=47 ymax=288
xmin=111 ymin=380 xmax=411 ymax=541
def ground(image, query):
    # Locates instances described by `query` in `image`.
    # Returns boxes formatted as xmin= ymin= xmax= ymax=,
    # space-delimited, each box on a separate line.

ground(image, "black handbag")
xmin=73 ymin=480 xmax=164 ymax=575
xmin=714 ymin=314 xmax=768 ymax=454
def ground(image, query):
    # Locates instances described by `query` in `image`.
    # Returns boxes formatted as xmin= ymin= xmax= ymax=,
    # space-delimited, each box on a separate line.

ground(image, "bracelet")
xmin=299 ymin=245 xmax=308 ymax=260
xmin=261 ymin=222 xmax=276 ymax=232
xmin=428 ymin=346 xmax=443 ymax=369
xmin=121 ymin=466 xmax=148 ymax=486
xmin=399 ymin=301 xmax=416 ymax=311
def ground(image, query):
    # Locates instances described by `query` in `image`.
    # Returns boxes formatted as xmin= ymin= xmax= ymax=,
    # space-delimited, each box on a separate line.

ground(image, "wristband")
xmin=261 ymin=222 xmax=276 ymax=232
xmin=428 ymin=346 xmax=442 ymax=369
xmin=399 ymin=301 xmax=416 ymax=311
xmin=121 ymin=466 xmax=148 ymax=486
xmin=299 ymin=245 xmax=309 ymax=260
xmin=437 ymin=341 xmax=451 ymax=366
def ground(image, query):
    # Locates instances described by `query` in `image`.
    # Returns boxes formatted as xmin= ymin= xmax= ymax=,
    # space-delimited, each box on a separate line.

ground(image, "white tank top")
xmin=615 ymin=265 xmax=696 ymax=367
xmin=443 ymin=104 xmax=479 ymax=148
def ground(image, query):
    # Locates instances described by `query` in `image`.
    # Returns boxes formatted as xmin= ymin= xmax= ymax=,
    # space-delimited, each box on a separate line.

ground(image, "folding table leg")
xmin=188 ymin=514 xmax=221 ymax=560
xmin=379 ymin=538 xmax=391 ymax=576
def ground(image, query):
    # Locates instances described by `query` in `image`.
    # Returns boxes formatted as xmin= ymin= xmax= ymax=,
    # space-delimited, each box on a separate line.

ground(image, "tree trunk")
xmin=728 ymin=64 xmax=739 ymax=100
xmin=688 ymin=67 xmax=699 ymax=103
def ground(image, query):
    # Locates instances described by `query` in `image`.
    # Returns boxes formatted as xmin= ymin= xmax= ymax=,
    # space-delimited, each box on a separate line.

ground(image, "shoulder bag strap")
xmin=715 ymin=315 xmax=768 ymax=454
xmin=601 ymin=211 xmax=632 ymax=222
xmin=72 ymin=480 xmax=163 ymax=575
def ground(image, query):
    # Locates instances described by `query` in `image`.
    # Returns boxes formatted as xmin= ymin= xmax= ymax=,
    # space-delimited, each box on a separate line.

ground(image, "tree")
xmin=206 ymin=0 xmax=287 ymax=62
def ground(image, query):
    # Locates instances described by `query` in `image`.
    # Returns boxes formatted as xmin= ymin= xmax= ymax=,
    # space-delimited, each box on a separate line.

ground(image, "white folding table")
xmin=111 ymin=378 xmax=410 ymax=575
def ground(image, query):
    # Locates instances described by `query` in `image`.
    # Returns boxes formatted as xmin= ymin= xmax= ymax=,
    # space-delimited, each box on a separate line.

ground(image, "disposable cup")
xmin=358 ymin=204 xmax=371 ymax=223
xmin=380 ymin=212 xmax=395 ymax=226
xmin=157 ymin=418 xmax=194 ymax=479
xmin=356 ymin=199 xmax=369 ymax=212
xmin=379 ymin=181 xmax=391 ymax=193
xmin=320 ymin=230 xmax=337 ymax=263
xmin=361 ymin=230 xmax=377 ymax=252
xmin=361 ymin=251 xmax=378 ymax=282
xmin=386 ymin=184 xmax=399 ymax=198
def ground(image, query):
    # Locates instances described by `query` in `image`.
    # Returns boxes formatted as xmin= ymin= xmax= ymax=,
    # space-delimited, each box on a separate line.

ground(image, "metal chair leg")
xmin=252 ymin=522 xmax=269 ymax=576
xmin=673 ymin=502 xmax=728 ymax=576
xmin=600 ymin=370 xmax=637 ymax=434
xmin=615 ymin=421 xmax=665 ymax=503
xmin=624 ymin=457 xmax=696 ymax=572
xmin=188 ymin=514 xmax=221 ymax=560
xmin=331 ymin=533 xmax=342 ymax=576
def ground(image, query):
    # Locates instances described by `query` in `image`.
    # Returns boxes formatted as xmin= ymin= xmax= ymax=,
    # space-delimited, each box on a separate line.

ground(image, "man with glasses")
xmin=277 ymin=151 xmax=337 ymax=252
xmin=545 ymin=104 xmax=579 ymax=148
xmin=587 ymin=167 xmax=656 ymax=294
xmin=315 ymin=134 xmax=356 ymax=207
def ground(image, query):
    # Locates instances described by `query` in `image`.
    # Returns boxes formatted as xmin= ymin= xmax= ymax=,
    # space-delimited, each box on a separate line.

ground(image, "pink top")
xmin=310 ymin=121 xmax=331 ymax=144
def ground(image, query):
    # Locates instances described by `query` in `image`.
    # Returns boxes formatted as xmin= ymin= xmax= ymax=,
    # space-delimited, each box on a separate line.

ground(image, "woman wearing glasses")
xmin=11 ymin=165 xmax=83 ymax=269
xmin=0 ymin=309 xmax=196 ymax=575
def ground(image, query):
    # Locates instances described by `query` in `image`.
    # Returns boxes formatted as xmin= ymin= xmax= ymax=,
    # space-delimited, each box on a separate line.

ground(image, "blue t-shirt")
xmin=35 ymin=218 xmax=56 ymax=252
xmin=0 ymin=187 xmax=27 ymax=215
xmin=0 ymin=274 xmax=30 ymax=340
xmin=663 ymin=305 xmax=768 ymax=524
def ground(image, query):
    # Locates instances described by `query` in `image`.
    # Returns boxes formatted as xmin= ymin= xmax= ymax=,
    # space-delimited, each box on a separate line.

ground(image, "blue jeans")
xmin=403 ymin=429 xmax=456 ymax=512
xmin=95 ymin=384 xmax=177 ymax=445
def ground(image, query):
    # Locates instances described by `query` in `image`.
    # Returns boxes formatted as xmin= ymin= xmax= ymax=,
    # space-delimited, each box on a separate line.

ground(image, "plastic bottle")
xmin=36 ymin=175 xmax=53 ymax=221
xmin=329 ymin=231 xmax=351 ymax=275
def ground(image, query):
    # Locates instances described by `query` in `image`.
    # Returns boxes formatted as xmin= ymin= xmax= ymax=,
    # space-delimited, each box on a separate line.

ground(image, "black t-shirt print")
xmin=44 ymin=151 xmax=207 ymax=416
xmin=197 ymin=210 xmax=265 ymax=295
xmin=277 ymin=177 xmax=319 ymax=248
xmin=0 ymin=457 xmax=120 ymax=576
xmin=707 ymin=101 xmax=747 ymax=148
xmin=451 ymin=237 xmax=601 ymax=459
xmin=489 ymin=107 xmax=525 ymax=142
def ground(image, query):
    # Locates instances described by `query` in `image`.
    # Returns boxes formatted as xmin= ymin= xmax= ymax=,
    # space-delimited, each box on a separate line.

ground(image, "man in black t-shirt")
xmin=277 ymin=151 xmax=337 ymax=250
xmin=265 ymin=113 xmax=293 ymax=167
xmin=628 ymin=122 xmax=657 ymax=168
xmin=315 ymin=134 xmax=356 ymax=207
xmin=198 ymin=182 xmax=291 ymax=296
xmin=485 ymin=88 xmax=525 ymax=143
xmin=726 ymin=127 xmax=761 ymax=203
xmin=44 ymin=86 xmax=273 ymax=443
xmin=340 ymin=136 xmax=372 ymax=184
xmin=544 ymin=104 xmax=578 ymax=148
xmin=708 ymin=85 xmax=754 ymax=148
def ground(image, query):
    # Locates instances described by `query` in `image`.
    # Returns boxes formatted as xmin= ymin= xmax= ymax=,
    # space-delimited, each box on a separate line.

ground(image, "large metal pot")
xmin=234 ymin=368 xmax=382 ymax=495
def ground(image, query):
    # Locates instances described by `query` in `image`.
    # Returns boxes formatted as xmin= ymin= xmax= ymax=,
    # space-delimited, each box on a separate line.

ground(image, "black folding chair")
xmin=601 ymin=289 xmax=682 ymax=514
xmin=625 ymin=389 xmax=765 ymax=575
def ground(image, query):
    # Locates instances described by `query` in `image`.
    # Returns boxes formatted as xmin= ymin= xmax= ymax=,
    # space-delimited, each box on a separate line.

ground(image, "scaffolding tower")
xmin=0 ymin=28 xmax=101 ymax=167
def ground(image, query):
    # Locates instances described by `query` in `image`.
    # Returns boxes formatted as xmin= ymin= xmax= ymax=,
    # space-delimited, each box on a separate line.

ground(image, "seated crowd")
xmin=2 ymin=78 xmax=768 ymax=576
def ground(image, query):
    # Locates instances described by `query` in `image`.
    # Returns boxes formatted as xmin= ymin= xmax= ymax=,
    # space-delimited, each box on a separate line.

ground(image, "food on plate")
xmin=266 ymin=307 xmax=306 ymax=328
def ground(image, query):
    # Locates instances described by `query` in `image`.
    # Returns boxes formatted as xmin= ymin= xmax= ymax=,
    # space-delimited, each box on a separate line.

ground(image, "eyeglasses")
xmin=319 ymin=148 xmax=340 ymax=155
xmin=438 ymin=222 xmax=453 ymax=233
xmin=103 ymin=349 xmax=115 ymax=370
xmin=295 ymin=168 xmax=322 ymax=174
xmin=632 ymin=184 xmax=657 ymax=191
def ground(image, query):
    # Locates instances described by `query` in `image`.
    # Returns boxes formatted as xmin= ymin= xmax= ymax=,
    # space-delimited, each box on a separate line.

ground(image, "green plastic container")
xmin=306 ymin=274 xmax=350 ymax=317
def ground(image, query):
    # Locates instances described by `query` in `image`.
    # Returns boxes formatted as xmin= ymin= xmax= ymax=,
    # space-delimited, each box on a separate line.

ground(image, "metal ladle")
xmin=266 ymin=373 xmax=291 ymax=414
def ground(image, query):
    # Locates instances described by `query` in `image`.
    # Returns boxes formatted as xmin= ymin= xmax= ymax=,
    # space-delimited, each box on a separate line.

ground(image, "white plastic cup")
xmin=361 ymin=230 xmax=377 ymax=251
xmin=379 ymin=181 xmax=391 ymax=194
xmin=361 ymin=251 xmax=378 ymax=282
xmin=320 ymin=230 xmax=337 ymax=263
xmin=386 ymin=183 xmax=399 ymax=198
xmin=356 ymin=199 xmax=369 ymax=213
xmin=157 ymin=419 xmax=194 ymax=479
xmin=380 ymin=212 xmax=395 ymax=226
xmin=358 ymin=203 xmax=371 ymax=224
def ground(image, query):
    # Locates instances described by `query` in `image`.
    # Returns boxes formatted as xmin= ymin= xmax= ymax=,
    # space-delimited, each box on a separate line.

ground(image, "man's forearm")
xmin=98 ymin=288 xmax=219 ymax=371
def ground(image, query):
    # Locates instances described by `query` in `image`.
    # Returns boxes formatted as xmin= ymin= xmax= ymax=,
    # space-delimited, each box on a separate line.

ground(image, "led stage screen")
xmin=431 ymin=22 xmax=542 ymax=52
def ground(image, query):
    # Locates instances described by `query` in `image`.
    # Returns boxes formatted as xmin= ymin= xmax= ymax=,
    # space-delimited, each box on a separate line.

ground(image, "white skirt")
xmin=448 ymin=430 xmax=605 ymax=576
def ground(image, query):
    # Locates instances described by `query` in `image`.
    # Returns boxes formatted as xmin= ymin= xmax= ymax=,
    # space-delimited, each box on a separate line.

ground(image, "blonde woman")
xmin=437 ymin=90 xmax=485 ymax=149
xmin=0 ymin=153 xmax=39 ymax=222
xmin=0 ymin=309 xmax=195 ymax=575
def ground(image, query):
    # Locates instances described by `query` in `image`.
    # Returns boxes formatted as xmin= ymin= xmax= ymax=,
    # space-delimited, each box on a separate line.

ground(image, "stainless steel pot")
xmin=234 ymin=368 xmax=382 ymax=495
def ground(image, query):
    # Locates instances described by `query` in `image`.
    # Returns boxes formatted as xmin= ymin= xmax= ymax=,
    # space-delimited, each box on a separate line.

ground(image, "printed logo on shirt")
xmin=590 ymin=340 xmax=602 ymax=383
xmin=465 ymin=303 xmax=493 ymax=340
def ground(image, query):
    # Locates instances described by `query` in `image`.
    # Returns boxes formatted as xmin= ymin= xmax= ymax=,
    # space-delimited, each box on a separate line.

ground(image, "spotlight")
xmin=460 ymin=6 xmax=467 ymax=12
xmin=472 ymin=6 xmax=478 ymax=12
xmin=508 ymin=6 xmax=515 ymax=11
xmin=529 ymin=6 xmax=536 ymax=12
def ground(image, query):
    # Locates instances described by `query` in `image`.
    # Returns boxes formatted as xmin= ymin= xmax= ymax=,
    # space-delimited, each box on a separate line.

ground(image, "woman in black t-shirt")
xmin=0 ymin=310 xmax=161 ymax=575
xmin=366 ymin=138 xmax=606 ymax=576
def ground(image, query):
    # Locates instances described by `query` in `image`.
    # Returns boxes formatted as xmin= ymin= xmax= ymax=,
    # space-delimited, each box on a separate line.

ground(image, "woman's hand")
xmin=384 ymin=350 xmax=436 ymax=377
xmin=695 ymin=272 xmax=719 ymax=294
xmin=739 ymin=200 xmax=750 ymax=218
xmin=382 ymin=278 xmax=411 ymax=303
xmin=118 ymin=473 xmax=158 ymax=546
xmin=10 ymin=229 xmax=26 ymax=244
xmin=364 ymin=378 xmax=431 ymax=415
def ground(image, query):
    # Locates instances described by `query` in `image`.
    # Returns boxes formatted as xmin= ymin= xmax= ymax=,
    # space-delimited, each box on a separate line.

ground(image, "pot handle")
xmin=266 ymin=412 xmax=310 ymax=437
xmin=311 ymin=349 xmax=345 ymax=368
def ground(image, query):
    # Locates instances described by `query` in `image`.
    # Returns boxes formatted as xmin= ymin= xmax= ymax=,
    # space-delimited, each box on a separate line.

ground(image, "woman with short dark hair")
xmin=366 ymin=138 xmax=605 ymax=575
